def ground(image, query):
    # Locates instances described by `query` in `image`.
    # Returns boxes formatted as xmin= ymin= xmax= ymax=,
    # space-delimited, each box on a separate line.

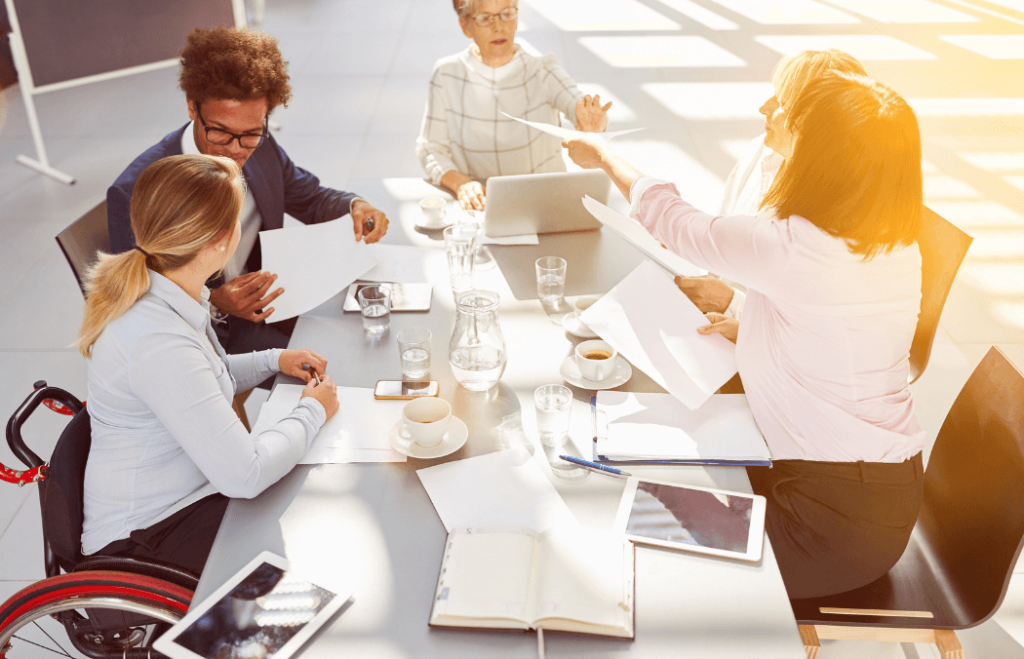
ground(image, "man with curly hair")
xmin=107 ymin=27 xmax=391 ymax=357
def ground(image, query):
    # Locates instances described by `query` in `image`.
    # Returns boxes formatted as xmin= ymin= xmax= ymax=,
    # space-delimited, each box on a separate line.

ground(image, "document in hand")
xmin=259 ymin=219 xmax=377 ymax=323
xmin=251 ymin=385 xmax=406 ymax=463
xmin=596 ymin=392 xmax=771 ymax=465
xmin=580 ymin=261 xmax=736 ymax=410
xmin=501 ymin=112 xmax=643 ymax=142
xmin=416 ymin=447 xmax=576 ymax=533
xmin=429 ymin=526 xmax=635 ymax=639
xmin=581 ymin=196 xmax=705 ymax=277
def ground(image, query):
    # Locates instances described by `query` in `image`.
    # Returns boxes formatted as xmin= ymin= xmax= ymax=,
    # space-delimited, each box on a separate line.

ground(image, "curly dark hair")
xmin=178 ymin=27 xmax=292 ymax=112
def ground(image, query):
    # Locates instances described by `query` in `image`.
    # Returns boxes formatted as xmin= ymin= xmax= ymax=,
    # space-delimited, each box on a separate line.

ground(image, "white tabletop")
xmin=194 ymin=178 xmax=806 ymax=658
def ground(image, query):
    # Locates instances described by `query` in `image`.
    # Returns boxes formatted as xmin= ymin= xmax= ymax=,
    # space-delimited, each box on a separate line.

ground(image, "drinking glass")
xmin=444 ymin=225 xmax=478 ymax=294
xmin=535 ymin=256 xmax=567 ymax=301
xmin=535 ymin=384 xmax=571 ymax=446
xmin=357 ymin=285 xmax=391 ymax=333
xmin=397 ymin=327 xmax=431 ymax=380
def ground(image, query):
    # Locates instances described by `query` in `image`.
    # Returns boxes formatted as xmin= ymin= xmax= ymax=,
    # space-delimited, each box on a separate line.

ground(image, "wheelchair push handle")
xmin=2 ymin=381 xmax=84 ymax=485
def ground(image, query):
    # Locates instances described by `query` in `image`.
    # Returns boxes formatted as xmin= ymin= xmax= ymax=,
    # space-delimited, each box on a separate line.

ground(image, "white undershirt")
xmin=182 ymin=122 xmax=262 ymax=282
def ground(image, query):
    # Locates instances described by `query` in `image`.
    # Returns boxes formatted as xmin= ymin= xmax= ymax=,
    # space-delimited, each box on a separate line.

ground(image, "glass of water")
xmin=535 ymin=384 xmax=572 ymax=447
xmin=444 ymin=225 xmax=478 ymax=294
xmin=397 ymin=327 xmax=431 ymax=380
xmin=357 ymin=285 xmax=391 ymax=334
xmin=535 ymin=256 xmax=567 ymax=301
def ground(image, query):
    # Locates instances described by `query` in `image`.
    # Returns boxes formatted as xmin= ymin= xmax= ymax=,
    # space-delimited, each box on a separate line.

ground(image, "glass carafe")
xmin=449 ymin=290 xmax=507 ymax=391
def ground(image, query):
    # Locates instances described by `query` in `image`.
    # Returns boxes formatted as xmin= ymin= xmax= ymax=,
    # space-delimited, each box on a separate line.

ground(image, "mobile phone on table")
xmin=374 ymin=380 xmax=440 ymax=400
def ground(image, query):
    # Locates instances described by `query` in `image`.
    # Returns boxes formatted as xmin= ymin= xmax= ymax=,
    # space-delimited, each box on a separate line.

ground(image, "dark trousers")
xmin=746 ymin=453 xmax=924 ymax=600
xmin=97 ymin=494 xmax=230 ymax=577
xmin=216 ymin=316 xmax=298 ymax=389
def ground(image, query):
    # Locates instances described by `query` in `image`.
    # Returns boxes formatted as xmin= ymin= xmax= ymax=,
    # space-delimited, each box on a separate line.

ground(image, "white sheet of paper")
xmin=581 ymin=261 xmax=737 ymax=410
xmin=259 ymin=219 xmax=377 ymax=323
xmin=582 ymin=196 xmax=704 ymax=277
xmin=251 ymin=384 xmax=407 ymax=463
xmin=359 ymin=243 xmax=440 ymax=283
xmin=596 ymin=392 xmax=770 ymax=462
xmin=501 ymin=112 xmax=643 ymax=141
xmin=417 ymin=447 xmax=577 ymax=533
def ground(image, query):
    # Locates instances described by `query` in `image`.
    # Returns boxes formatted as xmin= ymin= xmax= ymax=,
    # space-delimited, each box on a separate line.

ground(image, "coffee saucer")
xmin=414 ymin=214 xmax=455 ymax=231
xmin=562 ymin=315 xmax=599 ymax=339
xmin=560 ymin=356 xmax=632 ymax=390
xmin=389 ymin=416 xmax=468 ymax=459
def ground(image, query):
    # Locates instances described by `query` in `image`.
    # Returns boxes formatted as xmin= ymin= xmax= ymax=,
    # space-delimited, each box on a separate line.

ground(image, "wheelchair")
xmin=0 ymin=382 xmax=199 ymax=658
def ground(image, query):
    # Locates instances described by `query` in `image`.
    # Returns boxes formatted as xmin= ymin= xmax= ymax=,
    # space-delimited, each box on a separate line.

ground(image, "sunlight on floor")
xmin=650 ymin=0 xmax=740 ymax=30
xmin=755 ymin=35 xmax=937 ymax=60
xmin=579 ymin=36 xmax=746 ymax=68
xmin=704 ymin=0 xmax=859 ymax=25
xmin=521 ymin=0 xmax=680 ymax=31
xmin=827 ymin=0 xmax=980 ymax=24
xmin=643 ymin=82 xmax=773 ymax=120
xmin=908 ymin=98 xmax=1024 ymax=116
xmin=941 ymin=35 xmax=1024 ymax=59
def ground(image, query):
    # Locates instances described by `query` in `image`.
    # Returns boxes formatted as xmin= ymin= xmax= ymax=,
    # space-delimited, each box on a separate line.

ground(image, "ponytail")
xmin=75 ymin=249 xmax=152 ymax=356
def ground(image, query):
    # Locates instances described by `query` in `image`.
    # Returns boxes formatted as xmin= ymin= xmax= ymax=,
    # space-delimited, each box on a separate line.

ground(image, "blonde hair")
xmin=76 ymin=154 xmax=244 ymax=357
xmin=772 ymin=49 xmax=867 ymax=109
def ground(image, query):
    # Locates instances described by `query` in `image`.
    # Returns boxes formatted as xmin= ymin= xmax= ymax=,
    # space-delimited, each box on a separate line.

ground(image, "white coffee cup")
xmin=402 ymin=397 xmax=451 ymax=447
xmin=420 ymin=197 xmax=447 ymax=227
xmin=575 ymin=339 xmax=618 ymax=382
xmin=573 ymin=295 xmax=599 ymax=332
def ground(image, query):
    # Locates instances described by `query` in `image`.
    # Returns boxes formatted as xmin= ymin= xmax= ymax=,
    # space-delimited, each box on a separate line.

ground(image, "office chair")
xmin=908 ymin=206 xmax=973 ymax=384
xmin=55 ymin=201 xmax=110 ymax=297
xmin=0 ymin=382 xmax=198 ymax=658
xmin=794 ymin=347 xmax=1024 ymax=659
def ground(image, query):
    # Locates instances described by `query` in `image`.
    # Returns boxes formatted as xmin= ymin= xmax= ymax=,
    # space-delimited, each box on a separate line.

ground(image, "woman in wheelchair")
xmin=75 ymin=154 xmax=339 ymax=576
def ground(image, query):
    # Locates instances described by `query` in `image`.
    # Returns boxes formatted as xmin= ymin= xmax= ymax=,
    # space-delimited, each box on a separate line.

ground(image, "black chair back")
xmin=55 ymin=201 xmax=109 ymax=297
xmin=918 ymin=346 xmax=1024 ymax=624
xmin=909 ymin=207 xmax=972 ymax=383
xmin=40 ymin=409 xmax=91 ymax=575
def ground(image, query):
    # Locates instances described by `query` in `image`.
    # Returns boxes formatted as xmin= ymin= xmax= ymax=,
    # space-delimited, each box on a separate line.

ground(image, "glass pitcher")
xmin=449 ymin=290 xmax=507 ymax=392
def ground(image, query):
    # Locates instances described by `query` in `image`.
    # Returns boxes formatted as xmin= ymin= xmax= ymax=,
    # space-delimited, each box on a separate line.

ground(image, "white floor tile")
xmin=0 ymin=493 xmax=46 ymax=581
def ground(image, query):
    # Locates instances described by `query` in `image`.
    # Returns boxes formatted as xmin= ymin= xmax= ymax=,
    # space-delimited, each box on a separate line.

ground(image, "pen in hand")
xmin=363 ymin=218 xmax=375 ymax=236
xmin=307 ymin=366 xmax=321 ymax=386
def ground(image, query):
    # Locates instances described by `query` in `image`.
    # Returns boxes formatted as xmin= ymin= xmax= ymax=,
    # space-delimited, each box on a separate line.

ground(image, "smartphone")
xmin=374 ymin=380 xmax=440 ymax=400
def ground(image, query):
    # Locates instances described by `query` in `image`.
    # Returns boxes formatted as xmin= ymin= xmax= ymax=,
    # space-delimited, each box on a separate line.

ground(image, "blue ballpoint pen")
xmin=559 ymin=455 xmax=632 ymax=478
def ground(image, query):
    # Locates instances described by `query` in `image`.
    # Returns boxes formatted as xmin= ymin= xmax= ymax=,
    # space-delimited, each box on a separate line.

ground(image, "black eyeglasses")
xmin=195 ymin=103 xmax=268 ymax=149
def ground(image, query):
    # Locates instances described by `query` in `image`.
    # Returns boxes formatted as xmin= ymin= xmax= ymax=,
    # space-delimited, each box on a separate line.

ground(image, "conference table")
xmin=193 ymin=178 xmax=807 ymax=659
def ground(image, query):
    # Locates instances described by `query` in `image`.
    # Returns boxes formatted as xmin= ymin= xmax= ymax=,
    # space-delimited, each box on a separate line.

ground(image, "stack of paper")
xmin=251 ymin=385 xmax=407 ymax=463
xmin=581 ymin=261 xmax=737 ymax=410
xmin=595 ymin=391 xmax=771 ymax=465
xmin=417 ymin=448 xmax=577 ymax=532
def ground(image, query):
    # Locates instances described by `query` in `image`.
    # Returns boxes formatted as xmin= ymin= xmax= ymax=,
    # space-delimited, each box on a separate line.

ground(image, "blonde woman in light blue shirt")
xmin=76 ymin=154 xmax=339 ymax=575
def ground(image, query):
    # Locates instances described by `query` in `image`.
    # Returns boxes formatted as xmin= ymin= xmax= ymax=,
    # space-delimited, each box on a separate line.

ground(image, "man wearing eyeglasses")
xmin=107 ymin=27 xmax=390 ymax=357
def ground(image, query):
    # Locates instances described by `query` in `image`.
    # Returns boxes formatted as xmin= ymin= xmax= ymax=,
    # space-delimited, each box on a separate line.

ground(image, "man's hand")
xmin=278 ymin=348 xmax=328 ymax=382
xmin=457 ymin=180 xmax=486 ymax=211
xmin=209 ymin=271 xmax=284 ymax=322
xmin=350 ymin=199 xmax=390 ymax=243
xmin=561 ymin=134 xmax=610 ymax=170
xmin=698 ymin=312 xmax=739 ymax=344
xmin=575 ymin=94 xmax=613 ymax=133
xmin=674 ymin=275 xmax=735 ymax=314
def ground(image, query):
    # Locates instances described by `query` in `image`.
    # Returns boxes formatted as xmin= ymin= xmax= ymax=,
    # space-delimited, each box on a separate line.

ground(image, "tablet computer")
xmin=154 ymin=552 xmax=351 ymax=659
xmin=613 ymin=478 xmax=766 ymax=562
xmin=342 ymin=282 xmax=432 ymax=312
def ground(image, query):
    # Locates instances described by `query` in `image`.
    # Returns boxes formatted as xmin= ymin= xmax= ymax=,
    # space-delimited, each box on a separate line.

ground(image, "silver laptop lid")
xmin=484 ymin=170 xmax=612 ymax=237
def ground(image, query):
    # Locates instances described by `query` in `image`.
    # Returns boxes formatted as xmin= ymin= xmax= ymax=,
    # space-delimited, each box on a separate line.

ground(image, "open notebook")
xmin=429 ymin=526 xmax=635 ymax=639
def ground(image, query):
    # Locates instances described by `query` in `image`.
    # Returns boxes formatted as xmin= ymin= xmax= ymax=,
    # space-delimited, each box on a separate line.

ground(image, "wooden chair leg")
xmin=935 ymin=630 xmax=962 ymax=659
xmin=799 ymin=625 xmax=820 ymax=659
xmin=232 ymin=390 xmax=252 ymax=432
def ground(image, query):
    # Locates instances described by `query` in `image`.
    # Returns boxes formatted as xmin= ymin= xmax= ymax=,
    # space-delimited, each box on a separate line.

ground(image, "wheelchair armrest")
xmin=74 ymin=555 xmax=200 ymax=592
xmin=5 ymin=384 xmax=84 ymax=469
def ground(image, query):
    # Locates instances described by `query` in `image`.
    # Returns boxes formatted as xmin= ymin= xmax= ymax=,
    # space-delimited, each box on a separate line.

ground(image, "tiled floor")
xmin=0 ymin=0 xmax=1022 ymax=657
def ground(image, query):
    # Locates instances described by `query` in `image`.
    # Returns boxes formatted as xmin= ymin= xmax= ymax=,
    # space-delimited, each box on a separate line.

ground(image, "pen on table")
xmin=558 ymin=455 xmax=632 ymax=478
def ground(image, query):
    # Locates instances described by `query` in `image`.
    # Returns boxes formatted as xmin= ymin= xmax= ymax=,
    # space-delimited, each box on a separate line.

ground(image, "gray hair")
xmin=453 ymin=0 xmax=518 ymax=18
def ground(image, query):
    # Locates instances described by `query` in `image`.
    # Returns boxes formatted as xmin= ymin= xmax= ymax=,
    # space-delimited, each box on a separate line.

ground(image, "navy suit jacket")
xmin=108 ymin=124 xmax=359 ymax=284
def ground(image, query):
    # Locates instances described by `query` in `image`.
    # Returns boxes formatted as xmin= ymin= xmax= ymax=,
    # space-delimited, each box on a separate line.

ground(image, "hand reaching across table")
xmin=351 ymin=199 xmax=390 ymax=243
xmin=575 ymin=94 xmax=613 ymax=133
xmin=209 ymin=271 xmax=284 ymax=322
xmin=675 ymin=275 xmax=735 ymax=314
xmin=698 ymin=312 xmax=738 ymax=344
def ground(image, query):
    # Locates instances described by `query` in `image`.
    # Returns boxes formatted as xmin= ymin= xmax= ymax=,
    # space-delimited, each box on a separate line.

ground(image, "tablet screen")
xmin=171 ymin=561 xmax=337 ymax=659
xmin=625 ymin=481 xmax=754 ymax=554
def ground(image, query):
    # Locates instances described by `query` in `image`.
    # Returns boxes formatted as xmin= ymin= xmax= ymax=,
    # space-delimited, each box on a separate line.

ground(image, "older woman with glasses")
xmin=416 ymin=0 xmax=612 ymax=211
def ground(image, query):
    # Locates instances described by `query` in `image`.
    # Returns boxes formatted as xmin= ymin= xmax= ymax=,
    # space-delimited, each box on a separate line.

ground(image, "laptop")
xmin=484 ymin=170 xmax=612 ymax=238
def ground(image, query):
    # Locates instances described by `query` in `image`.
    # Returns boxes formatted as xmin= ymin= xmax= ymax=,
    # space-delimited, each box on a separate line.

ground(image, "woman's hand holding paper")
xmin=698 ymin=313 xmax=738 ymax=344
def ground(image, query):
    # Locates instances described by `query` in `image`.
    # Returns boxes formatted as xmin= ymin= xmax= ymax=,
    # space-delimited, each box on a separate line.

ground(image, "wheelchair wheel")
xmin=0 ymin=570 xmax=192 ymax=659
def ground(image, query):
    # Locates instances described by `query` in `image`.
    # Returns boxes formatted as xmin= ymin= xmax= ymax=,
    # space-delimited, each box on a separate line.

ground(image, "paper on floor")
xmin=501 ymin=112 xmax=643 ymax=142
xmin=417 ymin=447 xmax=577 ymax=532
xmin=259 ymin=219 xmax=377 ymax=322
xmin=581 ymin=261 xmax=736 ymax=410
xmin=252 ymin=384 xmax=407 ymax=463
xmin=582 ymin=195 xmax=704 ymax=277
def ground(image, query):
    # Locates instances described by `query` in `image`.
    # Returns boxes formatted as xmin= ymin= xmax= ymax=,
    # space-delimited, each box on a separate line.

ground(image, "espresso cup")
xmin=575 ymin=339 xmax=618 ymax=382
xmin=573 ymin=295 xmax=600 ymax=332
xmin=420 ymin=197 xmax=447 ymax=227
xmin=402 ymin=397 xmax=451 ymax=447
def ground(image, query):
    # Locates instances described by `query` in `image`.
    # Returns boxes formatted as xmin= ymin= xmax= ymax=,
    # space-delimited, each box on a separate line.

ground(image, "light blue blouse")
xmin=82 ymin=271 xmax=325 ymax=555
